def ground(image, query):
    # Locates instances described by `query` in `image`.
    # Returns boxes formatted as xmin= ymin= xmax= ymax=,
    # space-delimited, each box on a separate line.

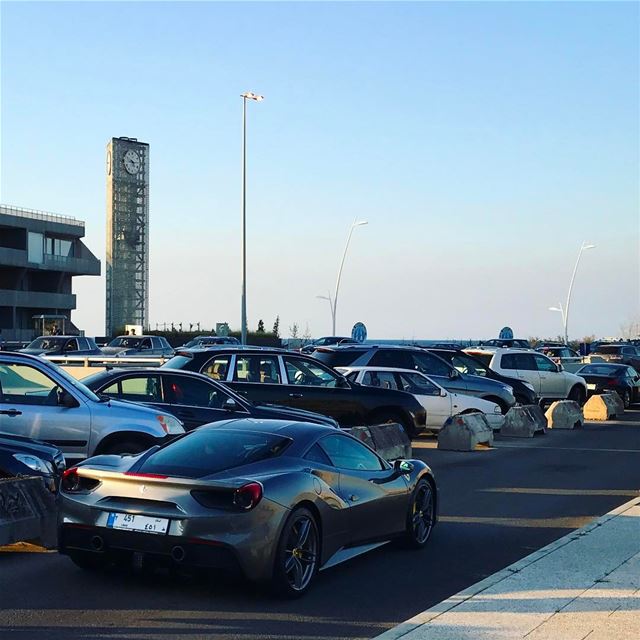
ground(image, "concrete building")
xmin=105 ymin=137 xmax=149 ymax=336
xmin=0 ymin=204 xmax=100 ymax=342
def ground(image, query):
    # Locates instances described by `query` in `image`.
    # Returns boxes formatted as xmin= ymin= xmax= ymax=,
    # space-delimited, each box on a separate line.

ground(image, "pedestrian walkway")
xmin=375 ymin=496 xmax=640 ymax=640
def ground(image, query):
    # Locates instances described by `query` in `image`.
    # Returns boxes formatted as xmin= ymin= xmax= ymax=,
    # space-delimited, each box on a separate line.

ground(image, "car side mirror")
xmin=440 ymin=389 xmax=448 ymax=397
xmin=223 ymin=398 xmax=239 ymax=412
xmin=337 ymin=377 xmax=350 ymax=389
xmin=449 ymin=369 xmax=460 ymax=379
xmin=58 ymin=389 xmax=79 ymax=408
xmin=556 ymin=363 xmax=564 ymax=372
xmin=393 ymin=460 xmax=414 ymax=474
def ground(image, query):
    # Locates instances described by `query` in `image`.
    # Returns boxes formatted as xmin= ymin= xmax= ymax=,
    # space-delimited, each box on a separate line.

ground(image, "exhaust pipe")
xmin=171 ymin=546 xmax=186 ymax=563
xmin=91 ymin=535 xmax=104 ymax=552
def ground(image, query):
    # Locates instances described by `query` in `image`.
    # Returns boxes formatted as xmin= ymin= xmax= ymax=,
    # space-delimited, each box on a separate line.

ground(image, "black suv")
xmin=312 ymin=344 xmax=516 ymax=413
xmin=424 ymin=348 xmax=537 ymax=405
xmin=161 ymin=347 xmax=427 ymax=436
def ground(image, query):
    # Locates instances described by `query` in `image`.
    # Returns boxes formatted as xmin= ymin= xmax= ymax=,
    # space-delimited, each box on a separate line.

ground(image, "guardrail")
xmin=45 ymin=355 xmax=170 ymax=379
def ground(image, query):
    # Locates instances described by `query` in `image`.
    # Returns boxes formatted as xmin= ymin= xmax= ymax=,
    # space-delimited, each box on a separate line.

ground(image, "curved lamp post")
xmin=240 ymin=91 xmax=264 ymax=345
xmin=317 ymin=219 xmax=368 ymax=335
xmin=549 ymin=242 xmax=595 ymax=344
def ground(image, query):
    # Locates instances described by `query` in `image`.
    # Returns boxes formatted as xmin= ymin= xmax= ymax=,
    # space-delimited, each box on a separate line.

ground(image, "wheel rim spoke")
xmin=284 ymin=516 xmax=318 ymax=591
xmin=297 ymin=519 xmax=311 ymax=547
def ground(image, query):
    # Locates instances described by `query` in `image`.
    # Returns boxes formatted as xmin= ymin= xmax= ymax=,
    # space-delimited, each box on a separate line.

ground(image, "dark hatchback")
xmin=161 ymin=348 xmax=427 ymax=436
xmin=589 ymin=345 xmax=640 ymax=371
xmin=82 ymin=368 xmax=339 ymax=431
xmin=575 ymin=363 xmax=640 ymax=408
xmin=424 ymin=348 xmax=537 ymax=405
xmin=0 ymin=432 xmax=66 ymax=491
xmin=20 ymin=336 xmax=102 ymax=357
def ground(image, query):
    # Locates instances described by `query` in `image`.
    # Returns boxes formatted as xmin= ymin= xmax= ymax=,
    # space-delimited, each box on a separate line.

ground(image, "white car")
xmin=337 ymin=366 xmax=504 ymax=431
xmin=463 ymin=347 xmax=587 ymax=404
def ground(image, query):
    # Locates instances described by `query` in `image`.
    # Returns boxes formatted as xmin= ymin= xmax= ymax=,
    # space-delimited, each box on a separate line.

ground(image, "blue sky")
xmin=1 ymin=1 xmax=638 ymax=340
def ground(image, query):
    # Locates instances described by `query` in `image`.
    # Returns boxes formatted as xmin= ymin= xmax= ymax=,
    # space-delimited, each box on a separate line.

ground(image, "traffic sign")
xmin=351 ymin=322 xmax=367 ymax=343
xmin=499 ymin=326 xmax=514 ymax=340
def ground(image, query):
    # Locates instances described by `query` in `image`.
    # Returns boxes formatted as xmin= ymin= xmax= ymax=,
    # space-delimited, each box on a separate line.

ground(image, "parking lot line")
xmin=494 ymin=444 xmax=640 ymax=453
xmin=481 ymin=488 xmax=640 ymax=497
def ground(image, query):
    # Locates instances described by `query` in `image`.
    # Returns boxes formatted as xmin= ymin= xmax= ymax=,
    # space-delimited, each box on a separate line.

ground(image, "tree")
xmin=302 ymin=323 xmax=312 ymax=343
xmin=289 ymin=323 xmax=299 ymax=339
xmin=257 ymin=319 xmax=265 ymax=333
xmin=620 ymin=316 xmax=640 ymax=341
xmin=272 ymin=315 xmax=280 ymax=337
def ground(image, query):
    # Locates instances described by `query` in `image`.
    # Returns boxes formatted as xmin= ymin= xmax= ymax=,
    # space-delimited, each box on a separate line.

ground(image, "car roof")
xmin=83 ymin=367 xmax=219 ymax=383
xmin=197 ymin=418 xmax=339 ymax=440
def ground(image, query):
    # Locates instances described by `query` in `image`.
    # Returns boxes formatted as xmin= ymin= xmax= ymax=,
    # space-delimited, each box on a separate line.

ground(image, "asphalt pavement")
xmin=1 ymin=409 xmax=639 ymax=640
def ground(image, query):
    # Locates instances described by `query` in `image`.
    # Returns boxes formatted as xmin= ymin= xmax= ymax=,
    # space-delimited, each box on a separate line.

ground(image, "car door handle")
xmin=289 ymin=393 xmax=303 ymax=398
xmin=0 ymin=409 xmax=22 ymax=417
xmin=349 ymin=494 xmax=359 ymax=502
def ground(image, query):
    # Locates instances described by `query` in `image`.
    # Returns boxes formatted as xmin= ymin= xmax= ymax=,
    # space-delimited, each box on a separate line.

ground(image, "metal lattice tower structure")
xmin=105 ymin=137 xmax=149 ymax=336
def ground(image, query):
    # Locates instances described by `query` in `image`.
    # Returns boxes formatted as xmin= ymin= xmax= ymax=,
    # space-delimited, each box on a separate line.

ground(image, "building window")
xmin=27 ymin=232 xmax=43 ymax=264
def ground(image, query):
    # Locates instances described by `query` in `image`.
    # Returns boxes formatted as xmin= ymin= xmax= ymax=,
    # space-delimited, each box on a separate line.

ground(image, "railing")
xmin=45 ymin=355 xmax=170 ymax=368
xmin=0 ymin=204 xmax=84 ymax=228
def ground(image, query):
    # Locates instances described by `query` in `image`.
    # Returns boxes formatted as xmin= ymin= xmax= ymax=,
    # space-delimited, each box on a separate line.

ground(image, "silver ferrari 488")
xmin=59 ymin=419 xmax=437 ymax=596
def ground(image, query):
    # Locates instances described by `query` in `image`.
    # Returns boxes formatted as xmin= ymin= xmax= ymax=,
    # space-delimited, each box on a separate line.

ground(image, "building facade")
xmin=105 ymin=137 xmax=150 ymax=336
xmin=0 ymin=205 xmax=101 ymax=341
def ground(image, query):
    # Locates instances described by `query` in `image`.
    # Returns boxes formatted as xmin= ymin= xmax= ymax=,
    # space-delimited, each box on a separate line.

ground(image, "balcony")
xmin=0 ymin=289 xmax=76 ymax=310
xmin=43 ymin=253 xmax=100 ymax=275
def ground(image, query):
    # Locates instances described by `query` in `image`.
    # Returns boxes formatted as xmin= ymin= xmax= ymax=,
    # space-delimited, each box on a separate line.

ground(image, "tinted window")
xmin=594 ymin=346 xmax=622 ymax=355
xmin=26 ymin=337 xmax=65 ymax=352
xmin=362 ymin=370 xmax=399 ymax=390
xmin=108 ymin=337 xmax=141 ymax=348
xmin=396 ymin=371 xmax=440 ymax=396
xmin=235 ymin=355 xmax=281 ymax=384
xmin=502 ymin=353 xmax=537 ymax=371
xmin=319 ymin=434 xmax=383 ymax=471
xmin=163 ymin=354 xmax=194 ymax=370
xmin=578 ymin=365 xmax=625 ymax=376
xmin=464 ymin=351 xmax=493 ymax=367
xmin=411 ymin=352 xmax=451 ymax=376
xmin=140 ymin=430 xmax=291 ymax=478
xmin=202 ymin=355 xmax=231 ymax=381
xmin=450 ymin=354 xmax=487 ymax=376
xmin=284 ymin=357 xmax=340 ymax=387
xmin=164 ymin=375 xmax=229 ymax=408
xmin=370 ymin=350 xmax=414 ymax=369
xmin=63 ymin=339 xmax=78 ymax=352
xmin=0 ymin=363 xmax=60 ymax=405
xmin=304 ymin=443 xmax=333 ymax=466
xmin=501 ymin=354 xmax=518 ymax=370
xmin=102 ymin=375 xmax=162 ymax=402
xmin=534 ymin=354 xmax=557 ymax=373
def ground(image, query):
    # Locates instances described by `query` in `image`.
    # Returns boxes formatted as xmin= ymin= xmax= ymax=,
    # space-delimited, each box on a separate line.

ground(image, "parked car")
xmin=101 ymin=336 xmax=174 ymax=358
xmin=83 ymin=368 xmax=339 ymax=431
xmin=480 ymin=338 xmax=532 ymax=349
xmin=424 ymin=347 xmax=537 ymax=405
xmin=535 ymin=346 xmax=582 ymax=365
xmin=463 ymin=347 xmax=588 ymax=405
xmin=179 ymin=336 xmax=240 ymax=348
xmin=337 ymin=366 xmax=503 ymax=431
xmin=311 ymin=345 xmax=516 ymax=413
xmin=20 ymin=336 xmax=102 ymax=357
xmin=0 ymin=432 xmax=65 ymax=492
xmin=589 ymin=344 xmax=640 ymax=371
xmin=58 ymin=420 xmax=437 ymax=596
xmin=162 ymin=347 xmax=427 ymax=436
xmin=300 ymin=336 xmax=358 ymax=354
xmin=0 ymin=352 xmax=185 ymax=460
xmin=575 ymin=363 xmax=640 ymax=408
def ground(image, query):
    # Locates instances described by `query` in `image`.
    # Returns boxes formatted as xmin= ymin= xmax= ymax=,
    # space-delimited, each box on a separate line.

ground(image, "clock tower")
xmin=105 ymin=137 xmax=150 ymax=336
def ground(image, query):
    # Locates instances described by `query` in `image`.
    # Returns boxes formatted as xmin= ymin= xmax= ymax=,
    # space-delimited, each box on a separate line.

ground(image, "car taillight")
xmin=61 ymin=468 xmax=101 ymax=493
xmin=233 ymin=482 xmax=263 ymax=511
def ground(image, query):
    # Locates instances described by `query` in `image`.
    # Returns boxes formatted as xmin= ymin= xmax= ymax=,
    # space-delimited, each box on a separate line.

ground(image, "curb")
xmin=374 ymin=494 xmax=640 ymax=640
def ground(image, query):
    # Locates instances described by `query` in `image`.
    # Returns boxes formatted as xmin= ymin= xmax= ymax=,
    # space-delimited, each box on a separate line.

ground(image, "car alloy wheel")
xmin=273 ymin=507 xmax=319 ymax=597
xmin=405 ymin=480 xmax=435 ymax=548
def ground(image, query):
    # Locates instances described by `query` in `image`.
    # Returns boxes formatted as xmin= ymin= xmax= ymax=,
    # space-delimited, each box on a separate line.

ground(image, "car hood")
xmin=252 ymin=403 xmax=339 ymax=427
xmin=462 ymin=373 xmax=514 ymax=391
xmin=0 ymin=432 xmax=62 ymax=462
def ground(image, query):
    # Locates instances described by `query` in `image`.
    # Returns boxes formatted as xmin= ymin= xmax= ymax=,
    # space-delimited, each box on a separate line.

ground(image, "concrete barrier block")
xmin=0 ymin=477 xmax=57 ymax=548
xmin=545 ymin=401 xmax=584 ymax=429
xmin=368 ymin=423 xmax=412 ymax=460
xmin=502 ymin=405 xmax=547 ymax=438
xmin=608 ymin=392 xmax=625 ymax=416
xmin=584 ymin=394 xmax=618 ymax=421
xmin=437 ymin=413 xmax=493 ymax=451
xmin=346 ymin=426 xmax=374 ymax=449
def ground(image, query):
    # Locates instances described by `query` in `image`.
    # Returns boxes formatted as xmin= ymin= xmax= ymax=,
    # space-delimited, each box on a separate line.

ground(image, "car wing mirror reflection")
xmin=223 ymin=398 xmax=238 ymax=411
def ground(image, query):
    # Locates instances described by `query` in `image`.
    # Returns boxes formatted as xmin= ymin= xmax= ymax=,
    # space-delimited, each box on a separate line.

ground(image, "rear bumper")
xmin=59 ymin=524 xmax=242 ymax=573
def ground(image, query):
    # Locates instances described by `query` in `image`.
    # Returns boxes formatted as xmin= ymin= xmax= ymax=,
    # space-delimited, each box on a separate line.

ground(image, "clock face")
xmin=123 ymin=149 xmax=141 ymax=175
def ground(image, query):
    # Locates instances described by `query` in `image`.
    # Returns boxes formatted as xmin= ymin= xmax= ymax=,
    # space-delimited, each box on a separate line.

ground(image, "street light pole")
xmin=240 ymin=91 xmax=263 ymax=345
xmin=563 ymin=242 xmax=595 ymax=345
xmin=316 ymin=294 xmax=335 ymax=335
xmin=332 ymin=219 xmax=368 ymax=335
xmin=548 ymin=303 xmax=566 ymax=339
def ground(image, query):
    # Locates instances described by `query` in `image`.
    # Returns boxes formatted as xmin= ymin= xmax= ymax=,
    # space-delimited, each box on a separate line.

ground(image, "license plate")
xmin=106 ymin=513 xmax=169 ymax=535
xmin=587 ymin=383 xmax=596 ymax=390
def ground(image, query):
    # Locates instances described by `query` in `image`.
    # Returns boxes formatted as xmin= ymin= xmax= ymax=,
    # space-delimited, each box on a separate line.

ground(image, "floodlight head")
xmin=548 ymin=306 xmax=562 ymax=312
xmin=241 ymin=92 xmax=264 ymax=102
xmin=353 ymin=220 xmax=368 ymax=227
xmin=582 ymin=243 xmax=596 ymax=250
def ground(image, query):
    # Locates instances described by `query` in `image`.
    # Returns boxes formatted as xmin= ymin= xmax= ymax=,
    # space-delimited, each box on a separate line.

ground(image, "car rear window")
xmin=578 ymin=365 xmax=625 ymax=376
xmin=162 ymin=352 xmax=194 ymax=369
xmin=594 ymin=346 xmax=622 ymax=354
xmin=139 ymin=430 xmax=292 ymax=478
xmin=312 ymin=349 xmax=364 ymax=368
xmin=464 ymin=351 xmax=493 ymax=367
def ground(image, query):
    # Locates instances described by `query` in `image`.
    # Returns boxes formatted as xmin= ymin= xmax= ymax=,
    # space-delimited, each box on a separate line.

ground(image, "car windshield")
xmin=578 ymin=365 xmax=625 ymax=376
xmin=451 ymin=353 xmax=488 ymax=376
xmin=108 ymin=337 xmax=142 ymax=348
xmin=26 ymin=337 xmax=65 ymax=351
xmin=138 ymin=429 xmax=292 ymax=478
xmin=46 ymin=363 xmax=102 ymax=402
